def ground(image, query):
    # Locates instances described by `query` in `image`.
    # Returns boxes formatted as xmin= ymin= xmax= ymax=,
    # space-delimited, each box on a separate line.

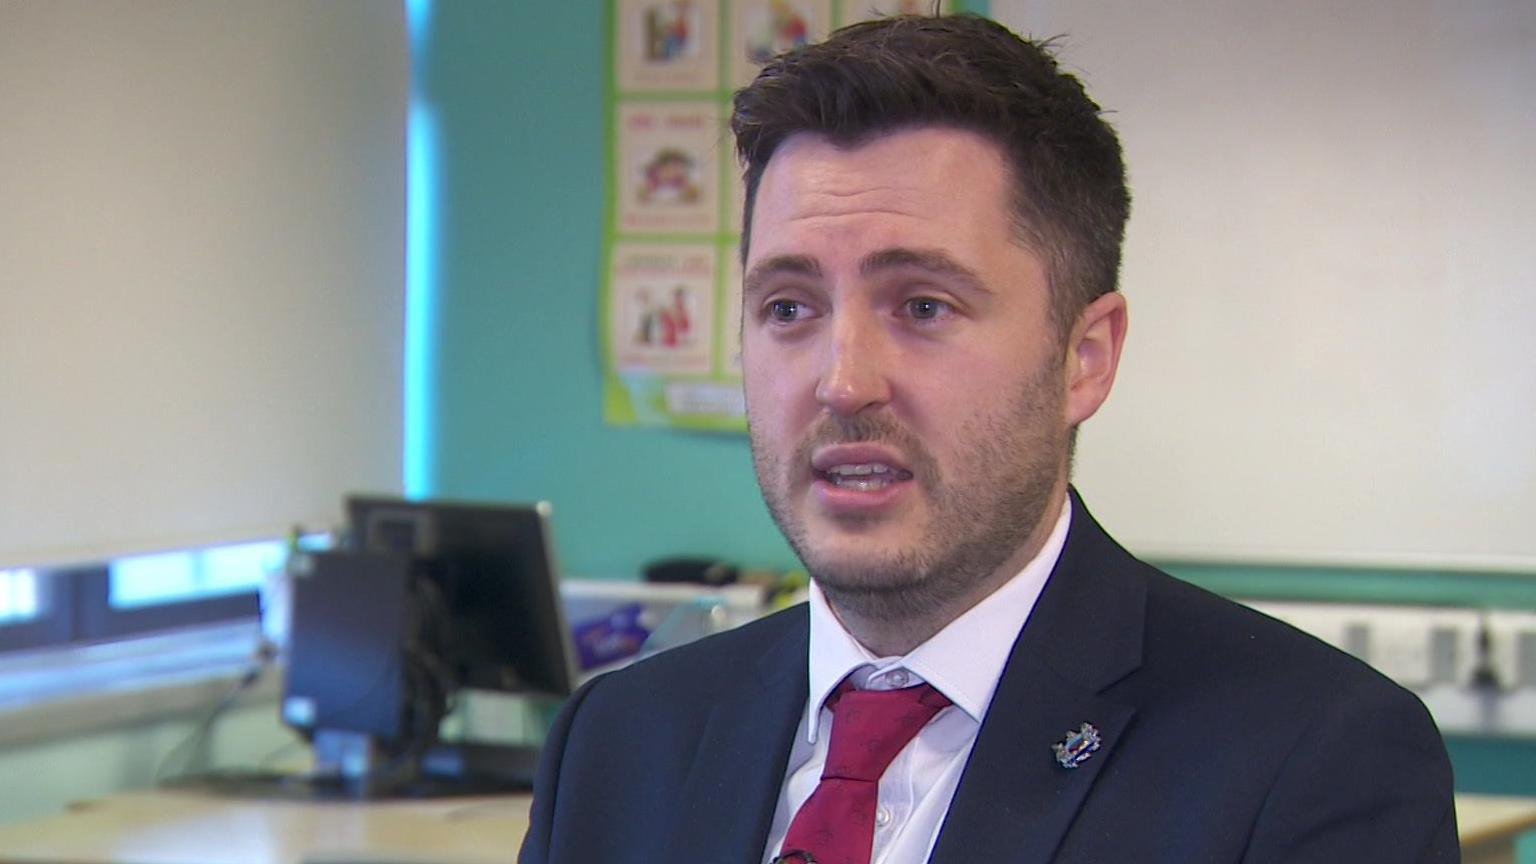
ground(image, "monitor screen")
xmin=344 ymin=496 xmax=578 ymax=702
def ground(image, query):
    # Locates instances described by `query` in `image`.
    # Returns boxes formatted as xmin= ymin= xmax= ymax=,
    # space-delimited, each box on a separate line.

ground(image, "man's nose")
xmin=814 ymin=312 xmax=892 ymax=416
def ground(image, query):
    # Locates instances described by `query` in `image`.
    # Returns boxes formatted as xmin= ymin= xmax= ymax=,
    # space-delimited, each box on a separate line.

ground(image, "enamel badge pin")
xmin=1052 ymin=722 xmax=1102 ymax=769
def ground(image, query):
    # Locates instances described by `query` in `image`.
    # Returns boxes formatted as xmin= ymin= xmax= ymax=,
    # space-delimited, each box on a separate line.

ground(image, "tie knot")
xmin=821 ymin=680 xmax=951 ymax=783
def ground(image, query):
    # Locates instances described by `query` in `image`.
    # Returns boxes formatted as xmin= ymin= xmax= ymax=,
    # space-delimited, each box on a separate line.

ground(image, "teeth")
xmin=823 ymin=463 xmax=903 ymax=492
xmin=830 ymin=474 xmax=893 ymax=491
xmin=826 ymin=463 xmax=892 ymax=476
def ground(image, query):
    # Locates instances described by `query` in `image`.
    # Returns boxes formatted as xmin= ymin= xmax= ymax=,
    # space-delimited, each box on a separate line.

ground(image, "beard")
xmin=748 ymin=363 xmax=1068 ymax=626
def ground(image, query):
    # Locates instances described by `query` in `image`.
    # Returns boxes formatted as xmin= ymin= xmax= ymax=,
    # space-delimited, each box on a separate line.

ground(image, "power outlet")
xmin=1421 ymin=608 xmax=1483 ymax=686
xmin=1517 ymin=630 xmax=1536 ymax=689
xmin=1241 ymin=601 xmax=1489 ymax=689
xmin=1371 ymin=613 xmax=1432 ymax=688
xmin=1485 ymin=611 xmax=1536 ymax=690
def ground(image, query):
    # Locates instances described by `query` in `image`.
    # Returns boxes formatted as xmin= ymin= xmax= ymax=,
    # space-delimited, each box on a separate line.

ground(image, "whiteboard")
xmin=993 ymin=0 xmax=1536 ymax=570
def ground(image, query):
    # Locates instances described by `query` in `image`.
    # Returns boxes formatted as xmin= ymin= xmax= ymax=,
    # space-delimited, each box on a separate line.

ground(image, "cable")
xmin=153 ymin=641 xmax=275 ymax=784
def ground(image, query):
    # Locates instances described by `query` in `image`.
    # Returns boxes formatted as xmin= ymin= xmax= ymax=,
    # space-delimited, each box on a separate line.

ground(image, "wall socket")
xmin=1243 ymin=601 xmax=1536 ymax=736
xmin=1484 ymin=611 xmax=1536 ymax=690
xmin=1243 ymin=601 xmax=1494 ymax=689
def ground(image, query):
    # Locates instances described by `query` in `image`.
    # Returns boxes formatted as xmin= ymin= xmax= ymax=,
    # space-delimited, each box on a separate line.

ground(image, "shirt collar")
xmin=802 ymin=496 xmax=1072 ymax=742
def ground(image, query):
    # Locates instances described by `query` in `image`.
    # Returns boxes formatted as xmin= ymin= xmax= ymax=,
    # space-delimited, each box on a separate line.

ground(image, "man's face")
xmin=742 ymin=127 xmax=1074 ymax=617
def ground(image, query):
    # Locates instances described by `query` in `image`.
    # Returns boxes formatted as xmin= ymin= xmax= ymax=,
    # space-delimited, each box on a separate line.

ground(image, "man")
xmin=522 ymin=14 xmax=1457 ymax=863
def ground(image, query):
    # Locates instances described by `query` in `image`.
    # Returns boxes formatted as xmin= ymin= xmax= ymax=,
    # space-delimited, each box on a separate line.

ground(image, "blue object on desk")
xmin=571 ymin=601 xmax=650 ymax=670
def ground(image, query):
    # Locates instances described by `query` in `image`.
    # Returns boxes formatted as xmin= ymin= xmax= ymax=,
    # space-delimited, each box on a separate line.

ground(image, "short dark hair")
xmin=731 ymin=14 xmax=1130 ymax=337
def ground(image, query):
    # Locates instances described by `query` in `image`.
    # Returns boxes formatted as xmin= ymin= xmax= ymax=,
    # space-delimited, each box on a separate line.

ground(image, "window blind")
xmin=0 ymin=1 xmax=406 ymax=568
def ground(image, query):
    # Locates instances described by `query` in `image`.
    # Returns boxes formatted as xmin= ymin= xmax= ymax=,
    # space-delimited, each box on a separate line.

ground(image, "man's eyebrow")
xmin=860 ymin=248 xmax=991 ymax=294
xmin=743 ymin=255 xmax=822 ymax=299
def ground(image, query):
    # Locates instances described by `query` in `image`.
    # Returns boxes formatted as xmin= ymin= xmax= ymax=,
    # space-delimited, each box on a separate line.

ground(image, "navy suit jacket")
xmin=520 ymin=493 xmax=1458 ymax=863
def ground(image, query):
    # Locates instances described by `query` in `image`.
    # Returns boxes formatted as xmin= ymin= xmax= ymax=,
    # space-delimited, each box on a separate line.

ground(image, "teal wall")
xmin=1445 ymin=736 xmax=1536 ymax=798
xmin=416 ymin=2 xmax=794 ymax=579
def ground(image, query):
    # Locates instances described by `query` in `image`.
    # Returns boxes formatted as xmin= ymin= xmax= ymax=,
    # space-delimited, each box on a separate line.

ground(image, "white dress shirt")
xmin=762 ymin=498 xmax=1072 ymax=864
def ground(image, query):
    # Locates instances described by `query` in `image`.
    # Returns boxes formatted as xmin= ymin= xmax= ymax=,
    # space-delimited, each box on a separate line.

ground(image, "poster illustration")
xmin=616 ymin=102 xmax=725 ymax=234
xmin=730 ymin=0 xmax=833 ymax=88
xmin=609 ymin=243 xmax=717 ymax=376
xmin=616 ymin=0 xmax=720 ymax=91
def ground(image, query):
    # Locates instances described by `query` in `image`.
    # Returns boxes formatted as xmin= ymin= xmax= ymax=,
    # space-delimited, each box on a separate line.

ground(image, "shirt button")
xmin=887 ymin=669 xmax=909 ymax=687
xmin=875 ymin=806 xmax=892 ymax=827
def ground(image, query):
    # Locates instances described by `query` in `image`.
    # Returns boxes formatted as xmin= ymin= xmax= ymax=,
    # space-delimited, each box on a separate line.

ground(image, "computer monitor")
xmin=345 ymin=496 xmax=577 ymax=700
xmin=275 ymin=497 xmax=578 ymax=796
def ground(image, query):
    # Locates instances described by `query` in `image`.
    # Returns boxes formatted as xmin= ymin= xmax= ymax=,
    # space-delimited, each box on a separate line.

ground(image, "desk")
xmin=1459 ymin=794 xmax=1536 ymax=864
xmin=1 ymin=789 xmax=1532 ymax=864
xmin=0 ymin=789 xmax=530 ymax=864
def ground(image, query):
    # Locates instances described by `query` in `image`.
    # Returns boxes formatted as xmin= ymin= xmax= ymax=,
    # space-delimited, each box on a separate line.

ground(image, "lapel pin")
xmin=1052 ymin=722 xmax=1102 ymax=769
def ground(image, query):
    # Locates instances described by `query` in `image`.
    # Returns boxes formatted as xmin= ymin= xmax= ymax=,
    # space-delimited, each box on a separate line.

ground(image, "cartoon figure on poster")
xmin=732 ymin=0 xmax=830 ymax=87
xmin=633 ymin=284 xmax=697 ymax=348
xmin=746 ymin=1 xmax=810 ymax=63
xmin=638 ymin=148 xmax=702 ymax=205
xmin=618 ymin=103 xmax=722 ymax=233
xmin=610 ymin=244 xmax=716 ymax=376
xmin=643 ymin=1 xmax=695 ymax=62
xmin=617 ymin=0 xmax=719 ymax=91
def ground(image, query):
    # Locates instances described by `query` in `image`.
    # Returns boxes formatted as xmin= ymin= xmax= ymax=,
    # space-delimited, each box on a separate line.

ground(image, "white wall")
xmin=996 ymin=0 xmax=1536 ymax=569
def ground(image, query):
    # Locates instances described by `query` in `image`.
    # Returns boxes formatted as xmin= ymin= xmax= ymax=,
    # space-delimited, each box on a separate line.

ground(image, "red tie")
xmin=777 ymin=680 xmax=953 ymax=864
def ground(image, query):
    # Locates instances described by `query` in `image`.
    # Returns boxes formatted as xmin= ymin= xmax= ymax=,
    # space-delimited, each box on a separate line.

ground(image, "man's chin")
xmin=802 ymin=546 xmax=929 ymax=595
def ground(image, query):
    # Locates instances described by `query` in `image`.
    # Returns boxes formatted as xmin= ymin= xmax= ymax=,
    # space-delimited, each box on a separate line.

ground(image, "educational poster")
xmin=616 ymin=0 xmax=720 ymax=91
xmin=729 ymin=0 xmax=834 ymax=88
xmin=616 ymin=102 xmax=725 ymax=234
xmin=610 ymin=243 xmax=717 ymax=376
xmin=603 ymin=0 xmax=975 ymax=429
xmin=605 ymin=241 xmax=748 ymax=428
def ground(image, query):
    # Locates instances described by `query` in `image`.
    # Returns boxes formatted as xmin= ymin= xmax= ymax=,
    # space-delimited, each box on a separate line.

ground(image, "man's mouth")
xmin=815 ymin=462 xmax=915 ymax=492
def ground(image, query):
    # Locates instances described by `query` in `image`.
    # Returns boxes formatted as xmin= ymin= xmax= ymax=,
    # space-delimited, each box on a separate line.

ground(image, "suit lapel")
xmin=929 ymin=657 xmax=1138 ymax=862
xmin=662 ymin=610 xmax=809 ymax=864
xmin=931 ymin=490 xmax=1147 ymax=864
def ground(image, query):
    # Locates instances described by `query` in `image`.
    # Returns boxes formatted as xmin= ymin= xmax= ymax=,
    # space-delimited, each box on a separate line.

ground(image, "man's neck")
xmin=824 ymin=489 xmax=1069 ymax=657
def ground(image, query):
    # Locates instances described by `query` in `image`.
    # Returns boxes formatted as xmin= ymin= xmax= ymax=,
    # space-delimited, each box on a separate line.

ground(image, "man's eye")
xmin=906 ymin=297 xmax=949 ymax=320
xmin=768 ymin=299 xmax=802 ymax=322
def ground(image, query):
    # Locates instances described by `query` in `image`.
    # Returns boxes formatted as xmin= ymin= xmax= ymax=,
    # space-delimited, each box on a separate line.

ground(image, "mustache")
xmin=792 ymin=412 xmax=935 ymax=477
xmin=805 ymin=413 xmax=904 ymax=446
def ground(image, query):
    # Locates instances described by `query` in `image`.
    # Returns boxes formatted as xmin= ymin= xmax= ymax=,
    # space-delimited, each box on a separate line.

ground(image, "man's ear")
xmin=1063 ymin=291 xmax=1128 ymax=427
